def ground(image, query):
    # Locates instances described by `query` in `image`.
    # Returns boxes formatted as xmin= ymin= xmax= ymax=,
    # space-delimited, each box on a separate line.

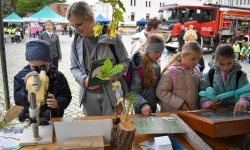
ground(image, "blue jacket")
xmin=14 ymin=65 xmax=72 ymax=117
xmin=199 ymin=62 xmax=250 ymax=108
xmin=130 ymin=52 xmax=161 ymax=109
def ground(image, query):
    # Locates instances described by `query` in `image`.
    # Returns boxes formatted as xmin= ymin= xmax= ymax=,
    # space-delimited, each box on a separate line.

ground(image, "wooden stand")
xmin=110 ymin=122 xmax=136 ymax=150
xmin=63 ymin=136 xmax=104 ymax=150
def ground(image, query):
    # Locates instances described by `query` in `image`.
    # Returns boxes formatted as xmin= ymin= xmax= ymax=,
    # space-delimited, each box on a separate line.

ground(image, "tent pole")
xmin=0 ymin=0 xmax=11 ymax=110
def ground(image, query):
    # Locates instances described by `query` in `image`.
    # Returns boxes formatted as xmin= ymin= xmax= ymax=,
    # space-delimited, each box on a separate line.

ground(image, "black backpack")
xmin=208 ymin=68 xmax=242 ymax=89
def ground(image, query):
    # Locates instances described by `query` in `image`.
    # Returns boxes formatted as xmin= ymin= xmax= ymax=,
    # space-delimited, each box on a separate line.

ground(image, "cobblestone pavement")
xmin=1 ymin=34 xmax=250 ymax=117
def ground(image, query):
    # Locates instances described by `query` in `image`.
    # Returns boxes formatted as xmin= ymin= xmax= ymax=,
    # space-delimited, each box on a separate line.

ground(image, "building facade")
xmin=63 ymin=0 xmax=250 ymax=25
xmin=217 ymin=0 xmax=250 ymax=6
xmin=92 ymin=0 xmax=219 ymax=25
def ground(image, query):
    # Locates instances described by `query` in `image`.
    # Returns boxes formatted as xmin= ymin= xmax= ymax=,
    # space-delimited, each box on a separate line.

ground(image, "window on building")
xmin=146 ymin=1 xmax=148 ymax=7
xmin=248 ymin=0 xmax=250 ymax=4
xmin=149 ymin=1 xmax=151 ymax=7
xmin=240 ymin=0 xmax=242 ymax=5
xmin=134 ymin=0 xmax=136 ymax=6
xmin=130 ymin=0 xmax=133 ymax=6
xmin=131 ymin=12 xmax=135 ymax=21
xmin=244 ymin=0 xmax=246 ymax=4
xmin=236 ymin=0 xmax=239 ymax=5
xmin=163 ymin=3 xmax=165 ymax=6
xmin=146 ymin=13 xmax=150 ymax=20
xmin=160 ymin=2 xmax=162 ymax=7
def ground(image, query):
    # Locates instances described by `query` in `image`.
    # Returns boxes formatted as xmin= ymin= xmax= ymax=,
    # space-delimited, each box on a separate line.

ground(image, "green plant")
xmin=117 ymin=92 xmax=136 ymax=121
xmin=96 ymin=58 xmax=123 ymax=121
xmin=96 ymin=58 xmax=123 ymax=80
xmin=93 ymin=0 xmax=126 ymax=37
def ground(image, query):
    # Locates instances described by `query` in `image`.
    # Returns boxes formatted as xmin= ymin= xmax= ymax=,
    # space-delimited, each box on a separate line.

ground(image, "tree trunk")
xmin=110 ymin=122 xmax=136 ymax=150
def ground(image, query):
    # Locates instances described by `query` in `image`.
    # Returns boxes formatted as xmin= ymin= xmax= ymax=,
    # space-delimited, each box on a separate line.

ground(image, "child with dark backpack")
xmin=130 ymin=34 xmax=164 ymax=116
xmin=156 ymin=41 xmax=202 ymax=112
xmin=199 ymin=44 xmax=250 ymax=114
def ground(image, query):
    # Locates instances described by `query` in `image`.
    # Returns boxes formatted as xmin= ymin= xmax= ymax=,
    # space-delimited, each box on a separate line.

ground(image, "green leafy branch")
xmin=96 ymin=58 xmax=123 ymax=80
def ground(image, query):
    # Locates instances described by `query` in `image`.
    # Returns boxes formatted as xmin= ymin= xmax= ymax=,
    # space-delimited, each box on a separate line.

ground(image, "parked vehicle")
xmin=159 ymin=3 xmax=250 ymax=51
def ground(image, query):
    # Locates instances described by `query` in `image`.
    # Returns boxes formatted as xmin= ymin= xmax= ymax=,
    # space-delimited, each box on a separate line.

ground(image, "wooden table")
xmin=20 ymin=112 xmax=245 ymax=150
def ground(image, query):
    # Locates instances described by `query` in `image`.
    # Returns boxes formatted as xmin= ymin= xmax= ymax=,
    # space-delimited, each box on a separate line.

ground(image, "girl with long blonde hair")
xmin=130 ymin=34 xmax=164 ymax=116
xmin=157 ymin=41 xmax=202 ymax=112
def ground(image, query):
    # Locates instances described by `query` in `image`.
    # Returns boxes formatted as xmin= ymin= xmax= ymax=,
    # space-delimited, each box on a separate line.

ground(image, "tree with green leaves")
xmin=2 ymin=0 xmax=17 ymax=15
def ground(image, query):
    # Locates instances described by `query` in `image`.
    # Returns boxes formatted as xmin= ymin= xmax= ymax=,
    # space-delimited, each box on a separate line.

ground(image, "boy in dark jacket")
xmin=14 ymin=40 xmax=72 ymax=118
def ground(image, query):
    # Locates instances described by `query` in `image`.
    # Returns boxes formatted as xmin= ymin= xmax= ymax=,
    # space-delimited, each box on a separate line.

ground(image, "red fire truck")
xmin=159 ymin=3 xmax=250 ymax=51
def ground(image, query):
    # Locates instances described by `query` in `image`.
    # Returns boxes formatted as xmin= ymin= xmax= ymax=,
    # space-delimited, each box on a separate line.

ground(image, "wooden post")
xmin=110 ymin=122 xmax=136 ymax=150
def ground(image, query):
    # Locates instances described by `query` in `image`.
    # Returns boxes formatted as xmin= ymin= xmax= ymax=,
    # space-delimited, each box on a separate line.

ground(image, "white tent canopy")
xmin=3 ymin=12 xmax=23 ymax=22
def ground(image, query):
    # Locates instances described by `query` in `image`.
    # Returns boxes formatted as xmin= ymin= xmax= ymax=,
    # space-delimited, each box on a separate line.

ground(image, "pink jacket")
xmin=156 ymin=62 xmax=200 ymax=112
xmin=31 ymin=27 xmax=36 ymax=34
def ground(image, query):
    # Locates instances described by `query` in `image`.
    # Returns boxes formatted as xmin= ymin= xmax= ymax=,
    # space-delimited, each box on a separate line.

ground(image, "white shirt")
xmin=46 ymin=31 xmax=53 ymax=38
xmin=15 ymin=31 xmax=21 ymax=36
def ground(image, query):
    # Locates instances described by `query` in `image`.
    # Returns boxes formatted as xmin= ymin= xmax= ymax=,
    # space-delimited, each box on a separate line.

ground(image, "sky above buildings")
xmin=66 ymin=0 xmax=98 ymax=5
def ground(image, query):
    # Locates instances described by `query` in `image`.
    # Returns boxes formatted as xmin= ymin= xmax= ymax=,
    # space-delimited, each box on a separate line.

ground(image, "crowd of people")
xmin=3 ymin=23 xmax=74 ymax=44
xmin=9 ymin=1 xmax=250 ymax=119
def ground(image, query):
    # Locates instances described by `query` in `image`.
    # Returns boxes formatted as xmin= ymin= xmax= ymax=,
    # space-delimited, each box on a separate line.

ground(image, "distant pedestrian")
xmin=213 ymin=30 xmax=222 ymax=53
xmin=39 ymin=20 xmax=62 ymax=69
xmin=232 ymin=30 xmax=244 ymax=50
xmin=233 ymin=40 xmax=240 ymax=61
xmin=194 ymin=28 xmax=201 ymax=46
xmin=178 ymin=25 xmax=186 ymax=51
xmin=130 ymin=17 xmax=162 ymax=56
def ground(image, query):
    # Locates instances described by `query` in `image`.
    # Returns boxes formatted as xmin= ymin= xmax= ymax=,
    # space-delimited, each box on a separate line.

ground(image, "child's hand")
xmin=83 ymin=76 xmax=89 ymax=88
xmin=141 ymin=104 xmax=152 ymax=116
xmin=234 ymin=102 xmax=247 ymax=114
xmin=209 ymin=99 xmax=222 ymax=109
xmin=23 ymin=72 xmax=34 ymax=83
xmin=46 ymin=93 xmax=58 ymax=109
xmin=180 ymin=103 xmax=190 ymax=111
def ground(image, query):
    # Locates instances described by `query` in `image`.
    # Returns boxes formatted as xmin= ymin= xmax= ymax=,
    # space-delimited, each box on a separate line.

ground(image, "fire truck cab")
xmin=159 ymin=3 xmax=250 ymax=51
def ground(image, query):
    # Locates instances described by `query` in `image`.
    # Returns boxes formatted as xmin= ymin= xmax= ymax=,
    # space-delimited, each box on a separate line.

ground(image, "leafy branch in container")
xmin=96 ymin=58 xmax=123 ymax=120
xmin=117 ymin=92 xmax=136 ymax=121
